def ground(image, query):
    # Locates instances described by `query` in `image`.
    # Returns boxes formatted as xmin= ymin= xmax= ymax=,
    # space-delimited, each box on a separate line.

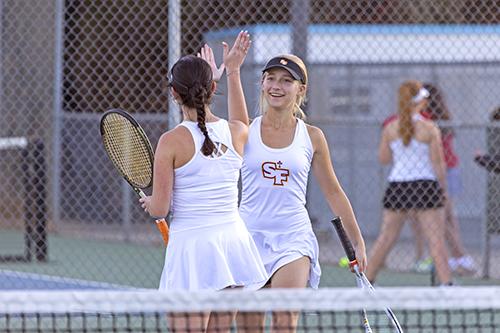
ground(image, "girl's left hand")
xmin=198 ymin=44 xmax=225 ymax=82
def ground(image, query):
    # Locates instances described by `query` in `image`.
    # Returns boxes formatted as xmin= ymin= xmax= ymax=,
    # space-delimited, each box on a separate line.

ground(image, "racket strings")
xmin=102 ymin=114 xmax=153 ymax=188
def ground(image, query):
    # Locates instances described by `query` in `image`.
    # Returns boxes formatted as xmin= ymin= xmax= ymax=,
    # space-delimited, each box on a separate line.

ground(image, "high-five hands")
xmin=198 ymin=30 xmax=251 ymax=81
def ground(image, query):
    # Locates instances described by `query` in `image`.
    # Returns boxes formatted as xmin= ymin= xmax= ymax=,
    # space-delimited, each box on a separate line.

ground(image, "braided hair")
xmin=168 ymin=55 xmax=216 ymax=156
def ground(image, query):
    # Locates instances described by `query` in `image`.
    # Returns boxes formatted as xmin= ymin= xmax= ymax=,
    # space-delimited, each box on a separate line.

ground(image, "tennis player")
xmin=140 ymin=31 xmax=267 ymax=332
xmin=200 ymin=49 xmax=366 ymax=331
xmin=366 ymin=80 xmax=453 ymax=286
xmin=238 ymin=54 xmax=366 ymax=332
xmin=382 ymin=83 xmax=475 ymax=275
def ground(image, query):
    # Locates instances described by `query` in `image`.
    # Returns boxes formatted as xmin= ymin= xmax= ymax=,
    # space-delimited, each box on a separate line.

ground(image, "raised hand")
xmin=222 ymin=30 xmax=251 ymax=74
xmin=197 ymin=44 xmax=225 ymax=82
xmin=222 ymin=31 xmax=250 ymax=126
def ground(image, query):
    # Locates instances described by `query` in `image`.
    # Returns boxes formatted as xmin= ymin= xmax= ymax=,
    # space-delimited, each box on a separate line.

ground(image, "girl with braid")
xmin=366 ymin=80 xmax=453 ymax=286
xmin=140 ymin=31 xmax=266 ymax=332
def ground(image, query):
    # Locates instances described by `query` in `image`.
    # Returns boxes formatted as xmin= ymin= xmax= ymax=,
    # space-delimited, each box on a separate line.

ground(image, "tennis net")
xmin=1 ymin=287 xmax=499 ymax=332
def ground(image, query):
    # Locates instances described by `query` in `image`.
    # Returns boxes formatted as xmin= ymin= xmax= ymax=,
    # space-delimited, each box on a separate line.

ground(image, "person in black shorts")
xmin=366 ymin=80 xmax=453 ymax=286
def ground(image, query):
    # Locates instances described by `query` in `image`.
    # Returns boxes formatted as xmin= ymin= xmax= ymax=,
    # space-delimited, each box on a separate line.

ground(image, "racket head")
xmin=100 ymin=109 xmax=154 ymax=190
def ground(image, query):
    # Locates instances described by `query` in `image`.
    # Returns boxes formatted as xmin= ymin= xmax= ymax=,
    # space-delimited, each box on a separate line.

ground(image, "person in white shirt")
xmin=202 ymin=50 xmax=367 ymax=332
xmin=366 ymin=80 xmax=452 ymax=286
xmin=140 ymin=31 xmax=267 ymax=333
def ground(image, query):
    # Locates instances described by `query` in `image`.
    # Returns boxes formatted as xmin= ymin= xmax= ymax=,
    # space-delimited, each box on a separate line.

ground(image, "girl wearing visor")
xmin=366 ymin=80 xmax=452 ymax=286
xmin=200 ymin=50 xmax=366 ymax=331
xmin=239 ymin=54 xmax=366 ymax=332
xmin=239 ymin=55 xmax=366 ymax=289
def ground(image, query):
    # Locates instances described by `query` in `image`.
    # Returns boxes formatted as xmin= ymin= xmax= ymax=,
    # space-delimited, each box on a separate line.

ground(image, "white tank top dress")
xmin=388 ymin=140 xmax=436 ymax=182
xmin=158 ymin=119 xmax=267 ymax=291
xmin=239 ymin=116 xmax=321 ymax=289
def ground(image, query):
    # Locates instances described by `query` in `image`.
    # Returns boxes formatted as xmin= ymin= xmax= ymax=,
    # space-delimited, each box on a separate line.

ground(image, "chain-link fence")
xmin=0 ymin=0 xmax=499 ymax=289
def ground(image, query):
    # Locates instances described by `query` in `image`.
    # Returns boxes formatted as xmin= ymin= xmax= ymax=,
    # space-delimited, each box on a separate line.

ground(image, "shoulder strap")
xmin=177 ymin=122 xmax=202 ymax=150
xmin=296 ymin=118 xmax=314 ymax=151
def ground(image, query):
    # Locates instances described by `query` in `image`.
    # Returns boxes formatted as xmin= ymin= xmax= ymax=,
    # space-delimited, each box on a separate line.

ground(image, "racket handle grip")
xmin=156 ymin=219 xmax=169 ymax=246
xmin=331 ymin=216 xmax=357 ymax=262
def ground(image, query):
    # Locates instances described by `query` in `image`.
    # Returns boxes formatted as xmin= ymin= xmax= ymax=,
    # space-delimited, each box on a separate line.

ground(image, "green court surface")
xmin=0 ymin=230 xmax=25 ymax=255
xmin=1 ymin=230 xmax=498 ymax=289
xmin=0 ymin=230 xmax=165 ymax=288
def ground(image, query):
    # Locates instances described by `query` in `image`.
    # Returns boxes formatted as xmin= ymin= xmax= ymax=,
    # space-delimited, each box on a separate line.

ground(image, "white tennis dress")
xmin=239 ymin=116 xmax=321 ymax=289
xmin=158 ymin=119 xmax=267 ymax=291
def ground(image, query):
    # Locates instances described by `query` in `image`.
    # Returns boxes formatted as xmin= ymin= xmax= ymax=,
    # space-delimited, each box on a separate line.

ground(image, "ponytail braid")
xmin=190 ymin=82 xmax=215 ymax=156
xmin=196 ymin=107 xmax=216 ymax=156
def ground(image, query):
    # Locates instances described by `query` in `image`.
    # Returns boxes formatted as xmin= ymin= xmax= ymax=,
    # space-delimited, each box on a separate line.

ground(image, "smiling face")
xmin=261 ymin=67 xmax=303 ymax=112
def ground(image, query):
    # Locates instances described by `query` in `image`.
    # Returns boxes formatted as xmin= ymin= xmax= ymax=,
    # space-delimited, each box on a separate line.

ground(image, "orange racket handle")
xmin=348 ymin=259 xmax=359 ymax=273
xmin=156 ymin=219 xmax=169 ymax=246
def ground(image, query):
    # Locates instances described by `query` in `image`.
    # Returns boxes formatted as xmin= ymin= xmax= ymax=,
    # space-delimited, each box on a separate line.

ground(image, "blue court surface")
xmin=0 ymin=269 xmax=143 ymax=290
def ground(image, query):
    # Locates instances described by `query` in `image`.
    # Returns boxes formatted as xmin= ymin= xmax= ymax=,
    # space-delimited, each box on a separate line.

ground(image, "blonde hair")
xmin=259 ymin=54 xmax=308 ymax=120
xmin=398 ymin=80 xmax=422 ymax=146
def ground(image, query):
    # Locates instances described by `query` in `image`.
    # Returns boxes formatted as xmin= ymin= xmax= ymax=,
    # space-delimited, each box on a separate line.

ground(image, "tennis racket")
xmin=331 ymin=217 xmax=403 ymax=333
xmin=100 ymin=109 xmax=169 ymax=246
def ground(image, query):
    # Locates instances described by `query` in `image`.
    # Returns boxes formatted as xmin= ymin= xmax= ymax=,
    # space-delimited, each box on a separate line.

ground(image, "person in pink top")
xmin=421 ymin=83 xmax=474 ymax=274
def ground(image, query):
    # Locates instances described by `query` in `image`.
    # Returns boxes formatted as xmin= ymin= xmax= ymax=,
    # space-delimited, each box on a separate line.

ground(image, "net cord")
xmin=1 ymin=287 xmax=500 ymax=314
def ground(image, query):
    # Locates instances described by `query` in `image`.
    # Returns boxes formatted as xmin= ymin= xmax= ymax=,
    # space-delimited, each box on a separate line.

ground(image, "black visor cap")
xmin=262 ymin=57 xmax=306 ymax=84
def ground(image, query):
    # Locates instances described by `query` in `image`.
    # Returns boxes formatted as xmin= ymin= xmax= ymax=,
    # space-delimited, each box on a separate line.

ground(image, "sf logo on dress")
xmin=262 ymin=161 xmax=290 ymax=186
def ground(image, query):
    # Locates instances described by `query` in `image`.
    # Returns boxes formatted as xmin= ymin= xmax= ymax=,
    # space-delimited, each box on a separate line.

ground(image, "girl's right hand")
xmin=198 ymin=44 xmax=225 ymax=82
